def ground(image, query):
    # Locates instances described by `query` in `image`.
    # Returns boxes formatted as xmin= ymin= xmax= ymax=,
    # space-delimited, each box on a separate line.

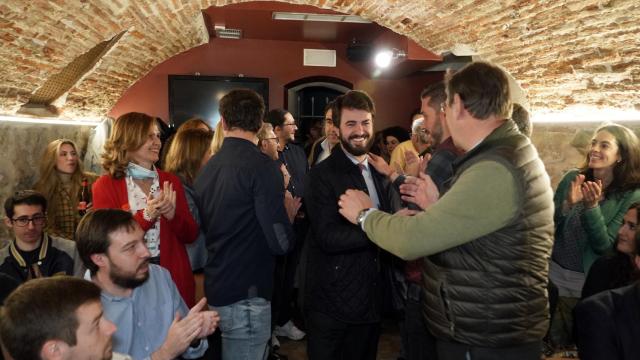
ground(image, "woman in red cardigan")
xmin=93 ymin=112 xmax=198 ymax=306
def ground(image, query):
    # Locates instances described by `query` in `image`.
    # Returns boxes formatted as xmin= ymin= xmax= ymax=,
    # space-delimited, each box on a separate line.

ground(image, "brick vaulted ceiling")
xmin=0 ymin=0 xmax=638 ymax=120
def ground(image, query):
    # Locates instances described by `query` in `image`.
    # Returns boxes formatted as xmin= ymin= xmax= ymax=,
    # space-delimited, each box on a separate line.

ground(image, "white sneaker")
xmin=271 ymin=333 xmax=280 ymax=349
xmin=273 ymin=320 xmax=306 ymax=340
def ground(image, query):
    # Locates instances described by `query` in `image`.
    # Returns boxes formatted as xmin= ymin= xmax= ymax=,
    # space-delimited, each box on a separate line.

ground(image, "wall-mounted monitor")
xmin=168 ymin=75 xmax=269 ymax=128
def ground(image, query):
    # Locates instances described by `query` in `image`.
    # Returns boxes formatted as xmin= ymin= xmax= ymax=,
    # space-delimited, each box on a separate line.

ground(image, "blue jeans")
xmin=212 ymin=297 xmax=271 ymax=360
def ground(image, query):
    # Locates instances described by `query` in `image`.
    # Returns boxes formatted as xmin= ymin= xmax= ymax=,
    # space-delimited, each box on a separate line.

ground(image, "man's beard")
xmin=340 ymin=133 xmax=373 ymax=156
xmin=430 ymin=122 xmax=444 ymax=146
xmin=109 ymin=259 xmax=150 ymax=289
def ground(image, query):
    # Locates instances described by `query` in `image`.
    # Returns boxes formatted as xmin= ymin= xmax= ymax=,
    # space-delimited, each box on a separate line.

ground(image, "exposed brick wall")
xmin=1 ymin=0 xmax=639 ymax=118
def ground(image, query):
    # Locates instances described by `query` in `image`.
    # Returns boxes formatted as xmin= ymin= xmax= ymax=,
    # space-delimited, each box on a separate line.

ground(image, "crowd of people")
xmin=1 ymin=60 xmax=640 ymax=360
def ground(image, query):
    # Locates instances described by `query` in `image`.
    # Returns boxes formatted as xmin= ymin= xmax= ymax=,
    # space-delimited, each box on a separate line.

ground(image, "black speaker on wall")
xmin=347 ymin=43 xmax=372 ymax=62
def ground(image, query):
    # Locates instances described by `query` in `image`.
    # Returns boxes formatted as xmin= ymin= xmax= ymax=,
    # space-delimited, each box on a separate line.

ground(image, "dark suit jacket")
xmin=304 ymin=146 xmax=401 ymax=324
xmin=574 ymin=283 xmax=640 ymax=360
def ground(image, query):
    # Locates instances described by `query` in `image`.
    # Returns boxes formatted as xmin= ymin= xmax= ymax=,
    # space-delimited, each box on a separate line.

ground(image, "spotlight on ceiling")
xmin=374 ymin=49 xmax=406 ymax=68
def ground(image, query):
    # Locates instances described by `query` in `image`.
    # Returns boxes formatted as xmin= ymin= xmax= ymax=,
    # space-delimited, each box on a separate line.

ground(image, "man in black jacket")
xmin=304 ymin=90 xmax=400 ymax=360
xmin=574 ymin=282 xmax=640 ymax=360
xmin=195 ymin=90 xmax=296 ymax=359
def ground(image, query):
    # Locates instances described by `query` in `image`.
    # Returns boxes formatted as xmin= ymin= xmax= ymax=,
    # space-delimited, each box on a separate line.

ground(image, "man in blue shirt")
xmin=195 ymin=89 xmax=296 ymax=359
xmin=76 ymin=209 xmax=218 ymax=360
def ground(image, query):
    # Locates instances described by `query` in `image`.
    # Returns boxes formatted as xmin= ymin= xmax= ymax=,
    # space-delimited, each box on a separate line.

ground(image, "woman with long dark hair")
xmin=549 ymin=123 xmax=640 ymax=348
xmin=581 ymin=202 xmax=640 ymax=298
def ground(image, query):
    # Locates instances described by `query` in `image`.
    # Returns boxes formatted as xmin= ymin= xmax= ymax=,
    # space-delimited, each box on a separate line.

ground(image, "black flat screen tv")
xmin=168 ymin=75 xmax=269 ymax=128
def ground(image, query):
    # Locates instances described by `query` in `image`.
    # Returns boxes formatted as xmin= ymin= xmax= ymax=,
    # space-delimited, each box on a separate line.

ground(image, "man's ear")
xmin=635 ymin=254 xmax=640 ymax=271
xmin=3 ymin=217 xmax=12 ymax=229
xmin=220 ymin=117 xmax=229 ymax=132
xmin=90 ymin=253 xmax=108 ymax=269
xmin=40 ymin=340 xmax=67 ymax=360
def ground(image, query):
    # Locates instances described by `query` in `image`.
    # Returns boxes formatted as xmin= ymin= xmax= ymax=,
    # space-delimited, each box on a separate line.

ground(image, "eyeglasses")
xmin=265 ymin=137 xmax=280 ymax=144
xmin=11 ymin=215 xmax=46 ymax=227
xmin=282 ymin=122 xmax=297 ymax=127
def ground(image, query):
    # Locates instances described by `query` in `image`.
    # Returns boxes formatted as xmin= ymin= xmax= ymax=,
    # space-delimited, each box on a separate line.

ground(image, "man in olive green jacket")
xmin=339 ymin=62 xmax=554 ymax=360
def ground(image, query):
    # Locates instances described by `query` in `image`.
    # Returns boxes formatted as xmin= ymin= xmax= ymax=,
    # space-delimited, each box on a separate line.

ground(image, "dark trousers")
xmin=272 ymin=220 xmax=307 ymax=327
xmin=436 ymin=340 xmax=542 ymax=360
xmin=402 ymin=295 xmax=437 ymax=360
xmin=306 ymin=311 xmax=380 ymax=360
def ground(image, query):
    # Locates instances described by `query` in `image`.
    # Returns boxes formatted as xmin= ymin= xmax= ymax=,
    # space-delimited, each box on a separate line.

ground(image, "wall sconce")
xmin=374 ymin=48 xmax=406 ymax=68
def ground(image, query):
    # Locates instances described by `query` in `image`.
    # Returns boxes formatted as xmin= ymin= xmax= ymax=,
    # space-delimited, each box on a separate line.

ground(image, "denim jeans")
xmin=212 ymin=297 xmax=271 ymax=360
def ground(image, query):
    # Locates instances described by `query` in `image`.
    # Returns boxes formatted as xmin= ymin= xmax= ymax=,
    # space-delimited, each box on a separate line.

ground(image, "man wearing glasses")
xmin=0 ymin=190 xmax=82 ymax=284
xmin=389 ymin=114 xmax=431 ymax=174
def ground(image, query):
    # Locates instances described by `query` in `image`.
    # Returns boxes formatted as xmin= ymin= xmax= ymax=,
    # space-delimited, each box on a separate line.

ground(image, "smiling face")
xmin=339 ymin=108 xmax=373 ymax=157
xmin=280 ymin=113 xmax=298 ymax=143
xmin=55 ymin=143 xmax=79 ymax=174
xmin=128 ymin=124 xmax=161 ymax=169
xmin=617 ymin=207 xmax=638 ymax=255
xmin=588 ymin=130 xmax=621 ymax=171
xmin=66 ymin=301 xmax=117 ymax=360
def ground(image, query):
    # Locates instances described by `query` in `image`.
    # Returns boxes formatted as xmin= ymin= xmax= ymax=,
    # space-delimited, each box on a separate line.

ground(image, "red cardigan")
xmin=92 ymin=170 xmax=198 ymax=307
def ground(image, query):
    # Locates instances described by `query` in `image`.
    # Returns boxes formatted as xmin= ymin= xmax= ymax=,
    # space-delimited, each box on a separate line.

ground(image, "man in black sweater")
xmin=195 ymin=89 xmax=296 ymax=359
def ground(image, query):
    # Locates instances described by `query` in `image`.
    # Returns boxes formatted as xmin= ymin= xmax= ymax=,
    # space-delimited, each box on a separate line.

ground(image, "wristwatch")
xmin=356 ymin=208 xmax=372 ymax=226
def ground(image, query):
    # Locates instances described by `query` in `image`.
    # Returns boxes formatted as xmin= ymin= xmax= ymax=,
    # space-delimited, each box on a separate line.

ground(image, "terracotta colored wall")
xmin=109 ymin=38 xmax=441 ymax=130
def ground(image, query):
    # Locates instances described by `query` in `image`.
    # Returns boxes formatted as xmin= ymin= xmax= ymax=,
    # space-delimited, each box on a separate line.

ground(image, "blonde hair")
xmin=102 ymin=112 xmax=157 ymax=179
xmin=210 ymin=121 xmax=225 ymax=155
xmin=34 ymin=139 xmax=86 ymax=226
xmin=164 ymin=129 xmax=213 ymax=185
xmin=180 ymin=117 xmax=211 ymax=132
xmin=256 ymin=123 xmax=274 ymax=148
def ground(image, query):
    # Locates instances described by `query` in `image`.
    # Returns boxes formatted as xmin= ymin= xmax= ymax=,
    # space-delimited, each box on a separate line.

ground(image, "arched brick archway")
xmin=1 ymin=0 xmax=639 ymax=118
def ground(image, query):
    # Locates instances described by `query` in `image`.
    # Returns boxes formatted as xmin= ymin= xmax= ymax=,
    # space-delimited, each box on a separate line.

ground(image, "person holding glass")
xmin=34 ymin=139 xmax=97 ymax=240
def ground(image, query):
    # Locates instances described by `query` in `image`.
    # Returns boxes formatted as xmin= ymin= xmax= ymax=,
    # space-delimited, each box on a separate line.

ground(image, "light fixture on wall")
xmin=374 ymin=48 xmax=406 ymax=68
xmin=0 ymin=114 xmax=100 ymax=126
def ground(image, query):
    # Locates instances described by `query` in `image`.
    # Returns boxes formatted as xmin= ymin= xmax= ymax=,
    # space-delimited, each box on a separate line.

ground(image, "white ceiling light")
xmin=374 ymin=49 xmax=406 ymax=68
xmin=375 ymin=50 xmax=393 ymax=68
xmin=272 ymin=12 xmax=371 ymax=24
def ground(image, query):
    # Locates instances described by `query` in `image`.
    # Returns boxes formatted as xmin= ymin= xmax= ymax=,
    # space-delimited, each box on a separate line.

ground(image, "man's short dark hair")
xmin=445 ymin=62 xmax=511 ymax=120
xmin=511 ymin=103 xmax=532 ymax=138
xmin=264 ymin=108 xmax=289 ymax=129
xmin=0 ymin=276 xmax=101 ymax=360
xmin=4 ymin=190 xmax=47 ymax=219
xmin=219 ymin=89 xmax=265 ymax=133
xmin=420 ymin=81 xmax=446 ymax=112
xmin=331 ymin=90 xmax=375 ymax=127
xmin=76 ymin=209 xmax=138 ymax=274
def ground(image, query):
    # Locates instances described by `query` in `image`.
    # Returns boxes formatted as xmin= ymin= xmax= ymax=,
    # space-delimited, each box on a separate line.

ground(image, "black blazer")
xmin=575 ymin=283 xmax=640 ymax=360
xmin=304 ymin=146 xmax=400 ymax=324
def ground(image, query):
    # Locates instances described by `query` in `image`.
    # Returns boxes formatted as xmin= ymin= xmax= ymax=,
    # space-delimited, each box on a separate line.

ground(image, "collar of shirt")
xmin=320 ymin=138 xmax=331 ymax=153
xmin=343 ymin=148 xmax=369 ymax=172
